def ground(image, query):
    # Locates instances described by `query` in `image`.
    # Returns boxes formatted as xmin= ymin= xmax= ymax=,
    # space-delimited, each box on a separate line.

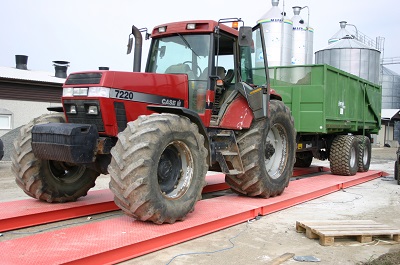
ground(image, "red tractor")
xmin=12 ymin=19 xmax=296 ymax=224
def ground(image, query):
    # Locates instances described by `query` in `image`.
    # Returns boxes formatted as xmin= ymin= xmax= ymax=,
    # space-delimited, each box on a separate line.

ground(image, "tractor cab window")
xmin=239 ymin=26 xmax=268 ymax=86
xmin=147 ymin=34 xmax=211 ymax=112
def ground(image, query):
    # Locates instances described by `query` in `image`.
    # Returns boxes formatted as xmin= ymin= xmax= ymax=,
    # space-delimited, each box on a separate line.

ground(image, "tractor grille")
xmin=114 ymin=102 xmax=127 ymax=132
xmin=64 ymin=99 xmax=105 ymax=131
xmin=65 ymin=73 xmax=102 ymax=85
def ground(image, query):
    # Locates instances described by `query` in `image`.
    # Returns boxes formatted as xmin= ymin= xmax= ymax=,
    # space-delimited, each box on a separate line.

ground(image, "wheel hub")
xmin=157 ymin=141 xmax=194 ymax=199
xmin=265 ymin=141 xmax=275 ymax=160
xmin=158 ymin=149 xmax=181 ymax=194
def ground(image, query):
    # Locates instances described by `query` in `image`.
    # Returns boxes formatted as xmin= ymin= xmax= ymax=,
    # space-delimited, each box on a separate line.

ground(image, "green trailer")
xmin=269 ymin=64 xmax=382 ymax=175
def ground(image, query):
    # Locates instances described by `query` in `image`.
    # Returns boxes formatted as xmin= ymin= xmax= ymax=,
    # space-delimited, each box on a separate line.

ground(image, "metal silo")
xmin=257 ymin=0 xmax=293 ymax=66
xmin=315 ymin=22 xmax=381 ymax=84
xmin=291 ymin=6 xmax=314 ymax=65
xmin=381 ymin=66 xmax=400 ymax=109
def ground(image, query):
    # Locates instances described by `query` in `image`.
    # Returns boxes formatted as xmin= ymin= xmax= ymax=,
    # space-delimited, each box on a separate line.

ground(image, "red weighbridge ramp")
xmin=0 ymin=170 xmax=386 ymax=265
xmin=0 ymin=167 xmax=327 ymax=232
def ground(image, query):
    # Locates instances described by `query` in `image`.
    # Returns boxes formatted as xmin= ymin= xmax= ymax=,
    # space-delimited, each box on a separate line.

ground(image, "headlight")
xmin=63 ymin=87 xmax=88 ymax=97
xmin=63 ymin=88 xmax=74 ymax=97
xmin=73 ymin=87 xmax=88 ymax=96
xmin=87 ymin=105 xmax=98 ymax=115
xmin=88 ymin=87 xmax=110 ymax=98
xmin=65 ymin=104 xmax=77 ymax=114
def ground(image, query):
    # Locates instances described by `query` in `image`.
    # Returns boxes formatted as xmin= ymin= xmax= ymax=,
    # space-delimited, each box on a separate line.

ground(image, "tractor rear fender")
xmin=147 ymin=105 xmax=211 ymax=165
xmin=219 ymin=95 xmax=254 ymax=129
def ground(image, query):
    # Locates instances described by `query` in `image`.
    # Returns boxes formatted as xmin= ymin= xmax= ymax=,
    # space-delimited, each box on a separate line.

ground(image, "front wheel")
xmin=225 ymin=100 xmax=296 ymax=198
xmin=108 ymin=114 xmax=208 ymax=224
xmin=11 ymin=113 xmax=99 ymax=202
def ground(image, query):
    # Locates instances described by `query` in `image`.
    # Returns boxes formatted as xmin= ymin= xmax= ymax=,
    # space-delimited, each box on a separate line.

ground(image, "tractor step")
xmin=228 ymin=169 xmax=242 ymax=175
xmin=220 ymin=151 xmax=238 ymax=156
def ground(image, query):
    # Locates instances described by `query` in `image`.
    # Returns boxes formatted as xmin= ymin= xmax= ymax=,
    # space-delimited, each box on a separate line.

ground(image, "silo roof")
xmin=382 ymin=66 xmax=400 ymax=76
xmin=317 ymin=38 xmax=380 ymax=52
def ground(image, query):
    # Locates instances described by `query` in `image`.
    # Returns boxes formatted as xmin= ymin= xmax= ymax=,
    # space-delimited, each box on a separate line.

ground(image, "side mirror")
xmin=159 ymin=46 xmax=166 ymax=58
xmin=238 ymin=26 xmax=252 ymax=47
xmin=127 ymin=34 xmax=133 ymax=54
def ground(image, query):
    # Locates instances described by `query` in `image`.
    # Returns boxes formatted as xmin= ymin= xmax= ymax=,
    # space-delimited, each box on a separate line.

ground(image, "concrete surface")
xmin=0 ymin=147 xmax=399 ymax=264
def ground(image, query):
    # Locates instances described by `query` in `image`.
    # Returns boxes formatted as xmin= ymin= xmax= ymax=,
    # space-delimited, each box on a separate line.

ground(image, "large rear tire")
xmin=225 ymin=100 xmax=296 ymax=197
xmin=11 ymin=113 xmax=99 ymax=202
xmin=329 ymin=135 xmax=359 ymax=176
xmin=355 ymin=135 xmax=371 ymax=172
xmin=108 ymin=114 xmax=208 ymax=224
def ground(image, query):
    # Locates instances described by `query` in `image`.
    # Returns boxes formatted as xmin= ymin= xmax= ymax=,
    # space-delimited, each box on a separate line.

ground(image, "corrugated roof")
xmin=0 ymin=66 xmax=65 ymax=84
xmin=381 ymin=109 xmax=400 ymax=120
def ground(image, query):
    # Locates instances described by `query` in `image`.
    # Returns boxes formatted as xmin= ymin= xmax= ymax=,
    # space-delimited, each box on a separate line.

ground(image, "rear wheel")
xmin=329 ymin=135 xmax=359 ymax=176
xmin=108 ymin=114 xmax=207 ymax=224
xmin=225 ymin=100 xmax=296 ymax=197
xmin=294 ymin=151 xmax=313 ymax=168
xmin=11 ymin=113 xmax=99 ymax=202
xmin=355 ymin=135 xmax=371 ymax=172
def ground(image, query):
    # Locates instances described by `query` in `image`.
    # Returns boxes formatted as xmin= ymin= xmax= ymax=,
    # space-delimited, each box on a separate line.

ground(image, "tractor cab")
xmin=144 ymin=19 xmax=270 ymax=128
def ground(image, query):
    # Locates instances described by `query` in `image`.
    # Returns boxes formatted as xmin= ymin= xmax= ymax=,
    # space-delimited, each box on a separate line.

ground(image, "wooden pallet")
xmin=296 ymin=220 xmax=400 ymax=246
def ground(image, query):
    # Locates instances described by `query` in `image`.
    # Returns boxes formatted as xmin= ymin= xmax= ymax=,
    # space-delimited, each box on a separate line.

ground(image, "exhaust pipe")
xmin=131 ymin=25 xmax=143 ymax=72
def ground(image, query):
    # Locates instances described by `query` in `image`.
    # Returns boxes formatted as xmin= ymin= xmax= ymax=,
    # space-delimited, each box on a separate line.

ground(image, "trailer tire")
xmin=355 ymin=135 xmax=371 ymax=172
xmin=225 ymin=100 xmax=296 ymax=198
xmin=11 ymin=113 xmax=99 ymax=202
xmin=294 ymin=151 xmax=313 ymax=168
xmin=108 ymin=114 xmax=207 ymax=224
xmin=329 ymin=135 xmax=359 ymax=176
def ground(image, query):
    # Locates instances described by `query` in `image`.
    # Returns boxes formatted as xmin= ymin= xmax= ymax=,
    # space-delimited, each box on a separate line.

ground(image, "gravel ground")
xmin=0 ymin=129 xmax=399 ymax=264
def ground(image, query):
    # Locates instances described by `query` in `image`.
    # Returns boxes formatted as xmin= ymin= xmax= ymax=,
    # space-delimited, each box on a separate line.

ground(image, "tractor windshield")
xmin=147 ymin=34 xmax=211 ymax=112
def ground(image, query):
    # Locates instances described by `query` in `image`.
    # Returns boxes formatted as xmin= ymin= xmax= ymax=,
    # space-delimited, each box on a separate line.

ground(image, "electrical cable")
xmin=165 ymin=218 xmax=258 ymax=265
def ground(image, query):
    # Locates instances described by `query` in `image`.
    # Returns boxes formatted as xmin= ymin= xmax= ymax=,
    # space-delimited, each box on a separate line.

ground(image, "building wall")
xmin=377 ymin=123 xmax=397 ymax=147
xmin=0 ymin=99 xmax=62 ymax=137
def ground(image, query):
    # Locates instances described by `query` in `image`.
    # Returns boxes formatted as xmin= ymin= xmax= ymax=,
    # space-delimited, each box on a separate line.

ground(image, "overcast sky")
xmin=1 ymin=0 xmax=400 ymax=74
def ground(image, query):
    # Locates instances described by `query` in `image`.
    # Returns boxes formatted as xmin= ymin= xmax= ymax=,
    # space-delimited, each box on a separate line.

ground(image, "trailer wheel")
xmin=225 ymin=100 xmax=296 ymax=197
xmin=294 ymin=151 xmax=313 ymax=168
xmin=11 ymin=113 xmax=99 ymax=202
xmin=108 ymin=114 xmax=207 ymax=224
xmin=329 ymin=135 xmax=359 ymax=176
xmin=355 ymin=135 xmax=371 ymax=172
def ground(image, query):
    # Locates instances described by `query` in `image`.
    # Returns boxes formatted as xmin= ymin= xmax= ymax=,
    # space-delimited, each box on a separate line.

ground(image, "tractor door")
xmin=238 ymin=25 xmax=270 ymax=120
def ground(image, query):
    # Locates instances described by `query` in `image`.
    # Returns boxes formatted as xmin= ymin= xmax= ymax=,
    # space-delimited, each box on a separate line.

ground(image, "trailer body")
xmin=270 ymin=64 xmax=381 ymax=172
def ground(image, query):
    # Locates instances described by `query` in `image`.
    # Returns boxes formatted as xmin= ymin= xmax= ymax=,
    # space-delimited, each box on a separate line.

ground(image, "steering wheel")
xmin=182 ymin=61 xmax=202 ymax=78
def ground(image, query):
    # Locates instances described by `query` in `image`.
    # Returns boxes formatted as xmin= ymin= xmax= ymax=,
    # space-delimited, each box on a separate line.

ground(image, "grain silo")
xmin=291 ymin=6 xmax=313 ymax=65
xmin=381 ymin=66 xmax=400 ymax=109
xmin=315 ymin=22 xmax=381 ymax=84
xmin=258 ymin=0 xmax=293 ymax=66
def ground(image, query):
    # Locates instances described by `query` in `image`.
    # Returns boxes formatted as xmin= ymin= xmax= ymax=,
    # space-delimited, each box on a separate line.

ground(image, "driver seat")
xmin=165 ymin=64 xmax=195 ymax=80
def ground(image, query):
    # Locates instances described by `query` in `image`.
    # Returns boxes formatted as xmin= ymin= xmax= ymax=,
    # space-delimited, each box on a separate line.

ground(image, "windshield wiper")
xmin=177 ymin=33 xmax=200 ymax=58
